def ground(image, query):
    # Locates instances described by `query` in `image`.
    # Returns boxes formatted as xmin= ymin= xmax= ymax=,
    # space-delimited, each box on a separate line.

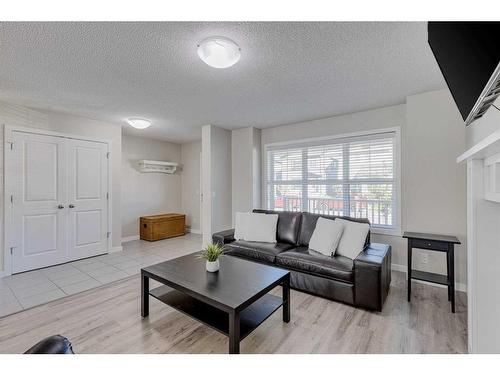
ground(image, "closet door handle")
xmin=57 ymin=204 xmax=65 ymax=209
xmin=69 ymin=204 xmax=75 ymax=208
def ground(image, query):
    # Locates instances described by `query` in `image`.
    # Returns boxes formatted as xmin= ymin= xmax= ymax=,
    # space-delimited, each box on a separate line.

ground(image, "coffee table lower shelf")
xmin=149 ymin=285 xmax=283 ymax=340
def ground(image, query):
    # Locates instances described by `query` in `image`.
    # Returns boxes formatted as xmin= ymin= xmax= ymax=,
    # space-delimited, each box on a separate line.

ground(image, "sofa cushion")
xmin=276 ymin=246 xmax=354 ymax=283
xmin=298 ymin=212 xmax=370 ymax=247
xmin=253 ymin=209 xmax=302 ymax=245
xmin=336 ymin=219 xmax=370 ymax=259
xmin=244 ymin=213 xmax=278 ymax=243
xmin=224 ymin=240 xmax=295 ymax=263
xmin=308 ymin=217 xmax=344 ymax=256
xmin=234 ymin=212 xmax=250 ymax=240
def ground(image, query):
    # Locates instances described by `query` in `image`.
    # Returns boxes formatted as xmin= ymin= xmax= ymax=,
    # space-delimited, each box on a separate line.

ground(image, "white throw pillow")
xmin=308 ymin=217 xmax=344 ymax=256
xmin=243 ymin=213 xmax=278 ymax=243
xmin=234 ymin=212 xmax=250 ymax=240
xmin=336 ymin=219 xmax=370 ymax=259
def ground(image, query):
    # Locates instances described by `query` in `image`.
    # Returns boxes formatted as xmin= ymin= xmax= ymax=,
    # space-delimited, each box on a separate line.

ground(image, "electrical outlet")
xmin=421 ymin=253 xmax=428 ymax=264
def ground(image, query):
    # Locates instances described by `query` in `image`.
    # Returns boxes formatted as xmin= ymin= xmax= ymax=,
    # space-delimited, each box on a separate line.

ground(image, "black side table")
xmin=403 ymin=231 xmax=461 ymax=313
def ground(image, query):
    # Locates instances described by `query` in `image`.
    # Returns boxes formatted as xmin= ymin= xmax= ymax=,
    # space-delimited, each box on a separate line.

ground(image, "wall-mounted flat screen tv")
xmin=428 ymin=22 xmax=500 ymax=125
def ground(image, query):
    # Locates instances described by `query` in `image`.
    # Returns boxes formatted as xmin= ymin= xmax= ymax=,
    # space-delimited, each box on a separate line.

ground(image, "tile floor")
xmin=0 ymin=233 xmax=202 ymax=318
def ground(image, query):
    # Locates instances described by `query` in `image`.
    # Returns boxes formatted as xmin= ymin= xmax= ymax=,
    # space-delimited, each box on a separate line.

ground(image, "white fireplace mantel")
xmin=458 ymin=128 xmax=500 ymax=203
xmin=458 ymin=127 xmax=500 ymax=163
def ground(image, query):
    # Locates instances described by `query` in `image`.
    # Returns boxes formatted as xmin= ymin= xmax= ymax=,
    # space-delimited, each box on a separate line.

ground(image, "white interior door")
xmin=11 ymin=132 xmax=67 ymax=273
xmin=66 ymin=139 xmax=109 ymax=261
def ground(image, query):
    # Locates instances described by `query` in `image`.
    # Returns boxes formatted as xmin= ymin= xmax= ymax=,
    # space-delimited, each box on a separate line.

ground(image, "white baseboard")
xmin=391 ymin=263 xmax=408 ymax=273
xmin=109 ymin=246 xmax=123 ymax=253
xmin=122 ymin=230 xmax=201 ymax=242
xmin=2 ymin=247 xmax=124 ymax=278
xmin=391 ymin=263 xmax=466 ymax=293
xmin=121 ymin=235 xmax=140 ymax=243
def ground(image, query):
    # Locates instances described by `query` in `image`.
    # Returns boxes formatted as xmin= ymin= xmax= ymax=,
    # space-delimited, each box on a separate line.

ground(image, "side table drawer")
xmin=411 ymin=238 xmax=449 ymax=251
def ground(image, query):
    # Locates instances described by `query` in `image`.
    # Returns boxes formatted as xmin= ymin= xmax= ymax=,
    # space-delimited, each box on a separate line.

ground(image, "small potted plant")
xmin=199 ymin=243 xmax=225 ymax=272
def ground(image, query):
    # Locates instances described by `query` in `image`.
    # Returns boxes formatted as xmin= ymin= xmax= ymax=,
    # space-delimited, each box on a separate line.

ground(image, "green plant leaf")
xmin=198 ymin=242 xmax=225 ymax=262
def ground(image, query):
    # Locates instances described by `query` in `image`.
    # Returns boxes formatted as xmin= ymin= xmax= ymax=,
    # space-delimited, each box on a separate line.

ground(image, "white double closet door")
xmin=9 ymin=131 xmax=109 ymax=273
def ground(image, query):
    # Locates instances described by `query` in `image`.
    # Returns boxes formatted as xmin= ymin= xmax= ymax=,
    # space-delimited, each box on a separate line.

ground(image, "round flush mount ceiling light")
xmin=197 ymin=36 xmax=241 ymax=69
xmin=126 ymin=118 xmax=151 ymax=129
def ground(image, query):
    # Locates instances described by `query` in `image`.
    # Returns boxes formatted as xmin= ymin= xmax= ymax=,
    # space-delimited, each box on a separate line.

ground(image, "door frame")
xmin=3 ymin=124 xmax=113 ymax=276
xmin=199 ymin=151 xmax=203 ymax=236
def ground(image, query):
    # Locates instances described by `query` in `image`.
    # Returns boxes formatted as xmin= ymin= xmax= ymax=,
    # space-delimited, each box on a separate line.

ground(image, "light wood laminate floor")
xmin=0 ymin=265 xmax=467 ymax=354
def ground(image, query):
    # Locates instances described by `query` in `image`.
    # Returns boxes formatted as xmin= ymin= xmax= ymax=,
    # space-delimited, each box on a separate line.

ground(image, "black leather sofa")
xmin=213 ymin=209 xmax=391 ymax=311
xmin=24 ymin=335 xmax=74 ymax=354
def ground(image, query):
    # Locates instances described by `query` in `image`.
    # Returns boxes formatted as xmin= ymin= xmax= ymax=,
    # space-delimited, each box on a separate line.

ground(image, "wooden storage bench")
xmin=140 ymin=213 xmax=186 ymax=241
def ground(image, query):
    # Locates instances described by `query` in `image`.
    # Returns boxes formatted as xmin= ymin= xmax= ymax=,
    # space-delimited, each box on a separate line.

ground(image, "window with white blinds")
xmin=265 ymin=130 xmax=399 ymax=233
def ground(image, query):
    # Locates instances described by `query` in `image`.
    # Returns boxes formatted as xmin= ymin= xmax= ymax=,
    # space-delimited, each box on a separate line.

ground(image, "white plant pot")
xmin=206 ymin=259 xmax=220 ymax=272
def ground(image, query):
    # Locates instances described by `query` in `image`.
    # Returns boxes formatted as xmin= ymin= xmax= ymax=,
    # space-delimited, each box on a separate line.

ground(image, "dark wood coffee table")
xmin=141 ymin=253 xmax=290 ymax=354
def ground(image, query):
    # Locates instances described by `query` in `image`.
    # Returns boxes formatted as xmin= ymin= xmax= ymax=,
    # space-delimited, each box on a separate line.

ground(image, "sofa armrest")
xmin=353 ymin=243 xmax=391 ymax=312
xmin=24 ymin=335 xmax=74 ymax=354
xmin=212 ymin=229 xmax=236 ymax=246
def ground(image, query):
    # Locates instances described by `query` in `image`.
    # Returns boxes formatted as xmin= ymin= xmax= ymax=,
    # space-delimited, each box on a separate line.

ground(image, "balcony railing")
xmin=277 ymin=196 xmax=393 ymax=227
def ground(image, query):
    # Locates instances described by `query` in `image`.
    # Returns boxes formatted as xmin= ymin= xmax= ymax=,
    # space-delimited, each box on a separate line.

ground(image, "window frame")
xmin=262 ymin=127 xmax=402 ymax=236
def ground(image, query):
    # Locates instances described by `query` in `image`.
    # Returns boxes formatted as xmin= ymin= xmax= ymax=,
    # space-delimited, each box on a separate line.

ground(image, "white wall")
xmin=231 ymin=127 xmax=261 ymax=223
xmin=201 ymin=126 xmax=212 ymax=245
xmin=211 ymin=126 xmax=232 ymax=233
xmin=404 ymin=89 xmax=467 ymax=285
xmin=466 ymin=97 xmax=500 ymax=148
xmin=260 ymin=89 xmax=467 ymax=286
xmin=121 ymin=135 xmax=181 ymax=239
xmin=181 ymin=140 xmax=202 ymax=233
xmin=252 ymin=128 xmax=262 ymax=209
xmin=201 ymin=125 xmax=232 ymax=245
xmin=0 ymin=101 xmax=122 ymax=273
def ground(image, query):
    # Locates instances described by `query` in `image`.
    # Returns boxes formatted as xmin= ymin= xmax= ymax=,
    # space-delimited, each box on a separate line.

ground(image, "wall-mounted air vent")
xmin=467 ymin=64 xmax=500 ymax=124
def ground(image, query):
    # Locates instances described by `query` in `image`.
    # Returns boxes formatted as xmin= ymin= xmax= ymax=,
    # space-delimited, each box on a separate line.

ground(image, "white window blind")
xmin=265 ymin=131 xmax=398 ymax=231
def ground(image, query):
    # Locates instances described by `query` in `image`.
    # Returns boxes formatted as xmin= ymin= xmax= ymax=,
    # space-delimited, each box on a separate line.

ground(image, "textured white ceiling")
xmin=0 ymin=22 xmax=445 ymax=143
